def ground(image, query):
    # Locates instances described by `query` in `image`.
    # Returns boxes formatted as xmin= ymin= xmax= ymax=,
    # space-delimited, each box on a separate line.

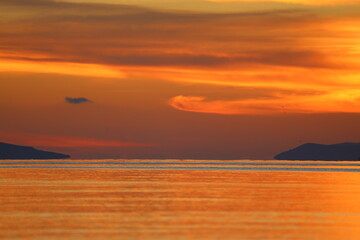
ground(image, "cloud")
xmin=169 ymin=90 xmax=360 ymax=114
xmin=206 ymin=0 xmax=359 ymax=6
xmin=1 ymin=0 xmax=350 ymax=69
xmin=0 ymin=59 xmax=123 ymax=78
xmin=0 ymin=131 xmax=154 ymax=148
xmin=65 ymin=97 xmax=91 ymax=104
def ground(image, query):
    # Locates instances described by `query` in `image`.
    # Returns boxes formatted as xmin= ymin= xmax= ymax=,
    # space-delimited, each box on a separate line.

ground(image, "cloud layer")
xmin=0 ymin=0 xmax=359 ymax=115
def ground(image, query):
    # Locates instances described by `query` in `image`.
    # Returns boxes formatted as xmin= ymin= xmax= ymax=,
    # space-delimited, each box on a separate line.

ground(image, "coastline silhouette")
xmin=275 ymin=143 xmax=360 ymax=161
xmin=0 ymin=142 xmax=70 ymax=160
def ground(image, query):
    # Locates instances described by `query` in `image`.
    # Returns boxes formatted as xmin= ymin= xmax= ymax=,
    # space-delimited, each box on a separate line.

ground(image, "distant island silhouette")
xmin=275 ymin=143 xmax=360 ymax=161
xmin=0 ymin=142 xmax=70 ymax=160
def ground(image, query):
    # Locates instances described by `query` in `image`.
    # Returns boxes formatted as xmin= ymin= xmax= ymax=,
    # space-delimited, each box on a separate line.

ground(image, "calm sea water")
xmin=1 ymin=159 xmax=360 ymax=240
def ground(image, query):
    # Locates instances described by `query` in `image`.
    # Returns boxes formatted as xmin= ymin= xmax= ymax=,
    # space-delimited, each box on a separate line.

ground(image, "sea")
xmin=1 ymin=159 xmax=360 ymax=240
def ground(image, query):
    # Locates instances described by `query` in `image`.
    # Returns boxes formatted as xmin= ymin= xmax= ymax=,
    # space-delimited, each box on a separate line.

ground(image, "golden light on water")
xmin=2 ymin=163 xmax=360 ymax=240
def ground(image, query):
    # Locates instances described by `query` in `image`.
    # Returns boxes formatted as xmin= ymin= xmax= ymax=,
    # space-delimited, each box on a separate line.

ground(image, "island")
xmin=0 ymin=142 xmax=70 ymax=160
xmin=275 ymin=143 xmax=360 ymax=161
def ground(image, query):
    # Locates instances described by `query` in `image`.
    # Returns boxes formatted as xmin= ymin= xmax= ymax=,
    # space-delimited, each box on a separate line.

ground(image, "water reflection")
xmin=1 ymin=160 xmax=360 ymax=239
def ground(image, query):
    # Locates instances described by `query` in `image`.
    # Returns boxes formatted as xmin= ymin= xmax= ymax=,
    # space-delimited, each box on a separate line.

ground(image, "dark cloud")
xmin=65 ymin=97 xmax=91 ymax=104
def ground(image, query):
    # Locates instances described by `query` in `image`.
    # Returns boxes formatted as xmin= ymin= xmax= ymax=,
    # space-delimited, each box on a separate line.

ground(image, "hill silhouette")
xmin=0 ymin=142 xmax=70 ymax=160
xmin=275 ymin=143 xmax=360 ymax=161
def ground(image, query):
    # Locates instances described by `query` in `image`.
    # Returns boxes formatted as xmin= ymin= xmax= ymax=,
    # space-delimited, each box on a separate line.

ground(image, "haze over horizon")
xmin=1 ymin=0 xmax=359 ymax=159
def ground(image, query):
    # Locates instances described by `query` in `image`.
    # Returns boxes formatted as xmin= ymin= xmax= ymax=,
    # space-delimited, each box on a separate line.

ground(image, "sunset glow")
xmin=0 ymin=0 xmax=359 ymax=159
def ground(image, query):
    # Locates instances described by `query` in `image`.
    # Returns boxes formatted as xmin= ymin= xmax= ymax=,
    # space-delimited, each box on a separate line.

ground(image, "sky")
xmin=0 ymin=0 xmax=359 ymax=159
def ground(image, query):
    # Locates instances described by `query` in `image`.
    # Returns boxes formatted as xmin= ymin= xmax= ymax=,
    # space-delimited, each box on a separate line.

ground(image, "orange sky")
xmin=0 ymin=0 xmax=359 ymax=159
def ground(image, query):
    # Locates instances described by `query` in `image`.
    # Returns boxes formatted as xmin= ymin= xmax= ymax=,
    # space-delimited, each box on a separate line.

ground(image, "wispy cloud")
xmin=206 ymin=0 xmax=359 ymax=6
xmin=0 ymin=59 xmax=123 ymax=78
xmin=169 ymin=89 xmax=360 ymax=114
xmin=0 ymin=131 xmax=154 ymax=148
